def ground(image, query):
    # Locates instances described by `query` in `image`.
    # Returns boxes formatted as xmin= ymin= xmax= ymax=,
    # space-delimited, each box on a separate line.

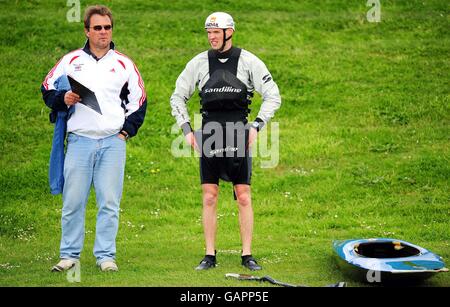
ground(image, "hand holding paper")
xmin=64 ymin=91 xmax=81 ymax=106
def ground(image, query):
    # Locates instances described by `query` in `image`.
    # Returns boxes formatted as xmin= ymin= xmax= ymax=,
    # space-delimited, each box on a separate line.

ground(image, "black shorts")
xmin=200 ymin=155 xmax=252 ymax=185
xmin=197 ymin=122 xmax=251 ymax=186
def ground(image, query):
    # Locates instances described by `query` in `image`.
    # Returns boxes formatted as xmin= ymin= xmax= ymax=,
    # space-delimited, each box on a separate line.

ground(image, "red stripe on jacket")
xmin=115 ymin=51 xmax=146 ymax=106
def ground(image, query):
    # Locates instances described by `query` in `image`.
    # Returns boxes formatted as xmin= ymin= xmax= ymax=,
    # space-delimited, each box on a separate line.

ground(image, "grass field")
xmin=0 ymin=0 xmax=448 ymax=287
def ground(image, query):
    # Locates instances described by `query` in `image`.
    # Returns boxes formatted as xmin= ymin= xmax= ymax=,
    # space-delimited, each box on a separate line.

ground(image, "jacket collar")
xmin=82 ymin=40 xmax=115 ymax=61
xmin=210 ymin=46 xmax=236 ymax=59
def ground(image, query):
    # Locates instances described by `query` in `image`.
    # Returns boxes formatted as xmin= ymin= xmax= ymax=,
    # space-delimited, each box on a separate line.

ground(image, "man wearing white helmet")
xmin=170 ymin=12 xmax=281 ymax=270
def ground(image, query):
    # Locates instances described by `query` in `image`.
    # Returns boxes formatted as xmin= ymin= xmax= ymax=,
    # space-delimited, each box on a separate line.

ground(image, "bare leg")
xmin=202 ymin=184 xmax=219 ymax=255
xmin=234 ymin=184 xmax=253 ymax=256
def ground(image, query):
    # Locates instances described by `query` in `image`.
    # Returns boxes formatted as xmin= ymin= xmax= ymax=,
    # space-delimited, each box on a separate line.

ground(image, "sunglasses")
xmin=90 ymin=25 xmax=113 ymax=31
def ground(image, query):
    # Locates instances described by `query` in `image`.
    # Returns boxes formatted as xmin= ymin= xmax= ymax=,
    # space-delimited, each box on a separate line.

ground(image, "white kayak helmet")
xmin=205 ymin=12 xmax=235 ymax=30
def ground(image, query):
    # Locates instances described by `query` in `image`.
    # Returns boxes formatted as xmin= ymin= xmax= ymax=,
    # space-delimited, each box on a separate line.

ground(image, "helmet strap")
xmin=219 ymin=29 xmax=233 ymax=53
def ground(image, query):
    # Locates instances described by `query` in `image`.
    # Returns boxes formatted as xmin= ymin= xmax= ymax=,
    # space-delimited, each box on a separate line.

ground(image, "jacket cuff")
xmin=122 ymin=121 xmax=136 ymax=138
xmin=255 ymin=117 xmax=265 ymax=130
xmin=181 ymin=122 xmax=193 ymax=136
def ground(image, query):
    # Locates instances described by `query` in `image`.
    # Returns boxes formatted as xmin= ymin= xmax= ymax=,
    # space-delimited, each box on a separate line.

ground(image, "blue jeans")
xmin=60 ymin=133 xmax=126 ymax=265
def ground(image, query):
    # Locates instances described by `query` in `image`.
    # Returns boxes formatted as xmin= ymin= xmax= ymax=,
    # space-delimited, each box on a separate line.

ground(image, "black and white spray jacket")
xmin=170 ymin=47 xmax=281 ymax=133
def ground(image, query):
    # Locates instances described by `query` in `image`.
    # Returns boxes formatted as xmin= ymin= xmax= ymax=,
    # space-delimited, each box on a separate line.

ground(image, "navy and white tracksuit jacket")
xmin=41 ymin=41 xmax=147 ymax=194
xmin=42 ymin=41 xmax=147 ymax=138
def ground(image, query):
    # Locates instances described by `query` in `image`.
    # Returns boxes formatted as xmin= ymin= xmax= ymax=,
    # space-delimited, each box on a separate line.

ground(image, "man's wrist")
xmin=251 ymin=118 xmax=265 ymax=132
xmin=119 ymin=130 xmax=130 ymax=140
xmin=181 ymin=122 xmax=193 ymax=136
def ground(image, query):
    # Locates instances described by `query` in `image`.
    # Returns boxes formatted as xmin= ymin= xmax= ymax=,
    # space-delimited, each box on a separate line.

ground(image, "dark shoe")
xmin=195 ymin=255 xmax=216 ymax=270
xmin=242 ymin=255 xmax=262 ymax=271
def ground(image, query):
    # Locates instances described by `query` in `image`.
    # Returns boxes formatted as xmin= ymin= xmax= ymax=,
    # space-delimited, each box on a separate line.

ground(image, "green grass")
xmin=0 ymin=0 xmax=449 ymax=286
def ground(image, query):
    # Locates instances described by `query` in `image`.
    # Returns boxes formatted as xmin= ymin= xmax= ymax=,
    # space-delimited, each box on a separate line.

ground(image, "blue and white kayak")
xmin=333 ymin=238 xmax=448 ymax=283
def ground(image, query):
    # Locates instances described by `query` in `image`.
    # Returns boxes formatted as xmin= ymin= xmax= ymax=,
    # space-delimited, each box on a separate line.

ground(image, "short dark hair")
xmin=84 ymin=5 xmax=113 ymax=29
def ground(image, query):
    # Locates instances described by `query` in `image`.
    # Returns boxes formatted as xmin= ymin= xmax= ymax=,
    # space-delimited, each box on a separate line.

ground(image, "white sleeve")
xmin=125 ymin=60 xmax=146 ymax=116
xmin=170 ymin=58 xmax=199 ymax=128
xmin=42 ymin=55 xmax=68 ymax=91
xmin=120 ymin=58 xmax=147 ymax=137
xmin=249 ymin=56 xmax=282 ymax=125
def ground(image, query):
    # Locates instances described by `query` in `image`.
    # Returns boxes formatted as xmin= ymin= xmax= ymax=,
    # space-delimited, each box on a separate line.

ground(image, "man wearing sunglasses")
xmin=41 ymin=5 xmax=147 ymax=273
xmin=170 ymin=12 xmax=281 ymax=271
